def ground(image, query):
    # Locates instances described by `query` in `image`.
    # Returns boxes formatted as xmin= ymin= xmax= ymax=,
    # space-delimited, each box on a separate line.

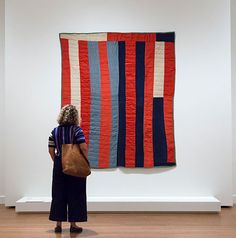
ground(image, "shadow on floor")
xmin=47 ymin=228 xmax=98 ymax=237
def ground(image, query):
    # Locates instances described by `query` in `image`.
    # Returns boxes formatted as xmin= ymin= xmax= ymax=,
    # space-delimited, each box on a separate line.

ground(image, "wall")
xmin=4 ymin=0 xmax=232 ymax=206
xmin=232 ymin=0 xmax=236 ymax=200
xmin=0 ymin=0 xmax=5 ymax=203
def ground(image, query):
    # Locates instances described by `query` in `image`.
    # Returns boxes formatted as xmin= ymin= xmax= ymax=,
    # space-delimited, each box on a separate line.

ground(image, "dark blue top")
xmin=48 ymin=125 xmax=86 ymax=157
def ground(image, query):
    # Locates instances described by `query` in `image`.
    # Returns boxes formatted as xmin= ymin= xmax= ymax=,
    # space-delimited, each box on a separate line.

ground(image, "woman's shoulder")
xmin=55 ymin=124 xmax=82 ymax=131
xmin=50 ymin=125 xmax=60 ymax=134
xmin=74 ymin=125 xmax=83 ymax=131
xmin=73 ymin=125 xmax=84 ymax=135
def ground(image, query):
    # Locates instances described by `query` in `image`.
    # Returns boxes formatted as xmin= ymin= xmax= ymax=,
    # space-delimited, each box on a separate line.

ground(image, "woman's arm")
xmin=48 ymin=147 xmax=55 ymax=161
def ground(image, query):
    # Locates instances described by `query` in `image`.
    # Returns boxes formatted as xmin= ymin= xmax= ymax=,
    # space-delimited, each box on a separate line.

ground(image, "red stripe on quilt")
xmin=164 ymin=96 xmax=175 ymax=163
xmin=79 ymin=41 xmax=91 ymax=145
xmin=125 ymin=42 xmax=136 ymax=167
xmin=164 ymin=42 xmax=175 ymax=96
xmin=107 ymin=33 xmax=156 ymax=42
xmin=143 ymin=42 xmax=155 ymax=167
xmin=164 ymin=42 xmax=175 ymax=163
xmin=60 ymin=38 xmax=71 ymax=106
xmin=98 ymin=42 xmax=112 ymax=168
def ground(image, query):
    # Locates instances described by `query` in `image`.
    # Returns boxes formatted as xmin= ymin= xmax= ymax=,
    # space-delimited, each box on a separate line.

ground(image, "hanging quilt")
xmin=60 ymin=32 xmax=176 ymax=168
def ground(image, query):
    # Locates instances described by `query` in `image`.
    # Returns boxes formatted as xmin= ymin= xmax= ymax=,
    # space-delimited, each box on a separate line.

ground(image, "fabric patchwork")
xmin=60 ymin=32 xmax=176 ymax=168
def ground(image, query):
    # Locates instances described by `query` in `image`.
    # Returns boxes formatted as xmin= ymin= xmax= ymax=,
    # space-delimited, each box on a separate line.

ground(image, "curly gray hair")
xmin=57 ymin=105 xmax=79 ymax=125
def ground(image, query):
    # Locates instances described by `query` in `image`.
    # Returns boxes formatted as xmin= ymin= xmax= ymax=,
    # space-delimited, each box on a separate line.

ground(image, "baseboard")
xmin=15 ymin=196 xmax=221 ymax=213
xmin=233 ymin=195 xmax=236 ymax=204
xmin=0 ymin=195 xmax=5 ymax=204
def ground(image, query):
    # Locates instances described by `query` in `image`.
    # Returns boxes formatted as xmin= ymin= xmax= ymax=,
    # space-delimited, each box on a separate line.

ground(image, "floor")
xmin=0 ymin=205 xmax=236 ymax=238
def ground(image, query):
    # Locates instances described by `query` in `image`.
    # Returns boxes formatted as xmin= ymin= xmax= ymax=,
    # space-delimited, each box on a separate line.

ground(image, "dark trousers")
xmin=49 ymin=156 xmax=87 ymax=222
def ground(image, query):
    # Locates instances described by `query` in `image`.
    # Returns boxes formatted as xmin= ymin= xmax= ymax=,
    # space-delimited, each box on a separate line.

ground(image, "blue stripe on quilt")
xmin=117 ymin=41 xmax=126 ymax=166
xmin=88 ymin=42 xmax=101 ymax=168
xmin=135 ymin=42 xmax=145 ymax=167
xmin=153 ymin=98 xmax=167 ymax=165
xmin=107 ymin=42 xmax=119 ymax=168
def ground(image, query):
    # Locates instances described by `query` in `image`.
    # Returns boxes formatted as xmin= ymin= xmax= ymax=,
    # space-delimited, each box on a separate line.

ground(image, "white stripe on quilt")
xmin=153 ymin=42 xmax=165 ymax=97
xmin=60 ymin=33 xmax=107 ymax=41
xmin=69 ymin=40 xmax=81 ymax=121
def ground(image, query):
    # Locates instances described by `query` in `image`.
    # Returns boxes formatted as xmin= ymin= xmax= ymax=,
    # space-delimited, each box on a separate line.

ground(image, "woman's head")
xmin=57 ymin=104 xmax=79 ymax=125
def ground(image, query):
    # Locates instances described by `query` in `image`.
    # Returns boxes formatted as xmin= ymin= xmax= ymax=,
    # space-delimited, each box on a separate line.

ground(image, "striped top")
xmin=48 ymin=125 xmax=86 ymax=157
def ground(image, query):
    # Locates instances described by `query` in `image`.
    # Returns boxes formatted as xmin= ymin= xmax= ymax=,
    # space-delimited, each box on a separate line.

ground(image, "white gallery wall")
xmin=232 ymin=0 xmax=236 ymax=200
xmin=0 ymin=0 xmax=5 ymax=202
xmin=4 ymin=0 xmax=233 ymax=206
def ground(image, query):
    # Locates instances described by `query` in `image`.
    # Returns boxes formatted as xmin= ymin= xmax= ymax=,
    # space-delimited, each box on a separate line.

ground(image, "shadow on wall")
xmin=91 ymin=166 xmax=176 ymax=175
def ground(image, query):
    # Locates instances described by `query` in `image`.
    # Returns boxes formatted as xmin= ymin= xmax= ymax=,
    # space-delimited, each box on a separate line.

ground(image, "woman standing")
xmin=48 ymin=105 xmax=88 ymax=233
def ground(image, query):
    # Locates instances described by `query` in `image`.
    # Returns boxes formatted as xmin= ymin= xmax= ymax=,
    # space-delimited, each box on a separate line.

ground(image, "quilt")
xmin=60 ymin=32 xmax=176 ymax=168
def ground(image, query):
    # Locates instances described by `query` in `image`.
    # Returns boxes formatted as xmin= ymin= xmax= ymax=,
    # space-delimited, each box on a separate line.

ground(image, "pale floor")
xmin=1 ymin=205 xmax=236 ymax=238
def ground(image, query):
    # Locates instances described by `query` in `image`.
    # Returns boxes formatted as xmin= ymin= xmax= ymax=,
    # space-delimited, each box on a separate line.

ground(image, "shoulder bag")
xmin=61 ymin=127 xmax=91 ymax=177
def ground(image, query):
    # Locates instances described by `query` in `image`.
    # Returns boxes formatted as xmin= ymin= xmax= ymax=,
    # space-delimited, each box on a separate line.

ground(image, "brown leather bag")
xmin=61 ymin=128 xmax=91 ymax=177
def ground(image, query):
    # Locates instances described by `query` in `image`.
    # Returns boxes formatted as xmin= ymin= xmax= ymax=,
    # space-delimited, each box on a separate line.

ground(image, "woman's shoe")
xmin=70 ymin=225 xmax=83 ymax=233
xmin=54 ymin=226 xmax=62 ymax=233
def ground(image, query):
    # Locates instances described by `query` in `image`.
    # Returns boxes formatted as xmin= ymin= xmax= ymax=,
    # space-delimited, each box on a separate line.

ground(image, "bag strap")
xmin=71 ymin=125 xmax=90 ymax=167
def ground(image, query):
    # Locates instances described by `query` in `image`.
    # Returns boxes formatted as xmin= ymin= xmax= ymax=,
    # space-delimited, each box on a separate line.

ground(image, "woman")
xmin=48 ymin=105 xmax=88 ymax=233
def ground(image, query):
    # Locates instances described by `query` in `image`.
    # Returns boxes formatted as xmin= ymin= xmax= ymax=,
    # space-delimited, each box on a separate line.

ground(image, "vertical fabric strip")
xmin=164 ymin=42 xmax=175 ymax=96
xmin=164 ymin=96 xmax=175 ymax=163
xmin=79 ymin=41 xmax=91 ymax=144
xmin=135 ymin=42 xmax=145 ymax=167
xmin=143 ymin=42 xmax=154 ymax=167
xmin=107 ymin=42 xmax=119 ymax=168
xmin=125 ymin=42 xmax=136 ymax=167
xmin=88 ymin=42 xmax=101 ymax=168
xmin=98 ymin=42 xmax=112 ymax=168
xmin=153 ymin=98 xmax=167 ymax=166
xmin=153 ymin=42 xmax=165 ymax=97
xmin=69 ymin=40 xmax=81 ymax=119
xmin=164 ymin=42 xmax=175 ymax=163
xmin=117 ymin=42 xmax=126 ymax=167
xmin=60 ymin=38 xmax=71 ymax=106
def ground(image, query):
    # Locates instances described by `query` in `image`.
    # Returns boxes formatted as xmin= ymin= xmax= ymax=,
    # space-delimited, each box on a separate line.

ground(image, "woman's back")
xmin=49 ymin=125 xmax=86 ymax=157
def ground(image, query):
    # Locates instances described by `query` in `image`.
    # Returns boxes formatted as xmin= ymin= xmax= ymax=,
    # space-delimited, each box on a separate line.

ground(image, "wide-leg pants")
xmin=49 ymin=156 xmax=87 ymax=222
